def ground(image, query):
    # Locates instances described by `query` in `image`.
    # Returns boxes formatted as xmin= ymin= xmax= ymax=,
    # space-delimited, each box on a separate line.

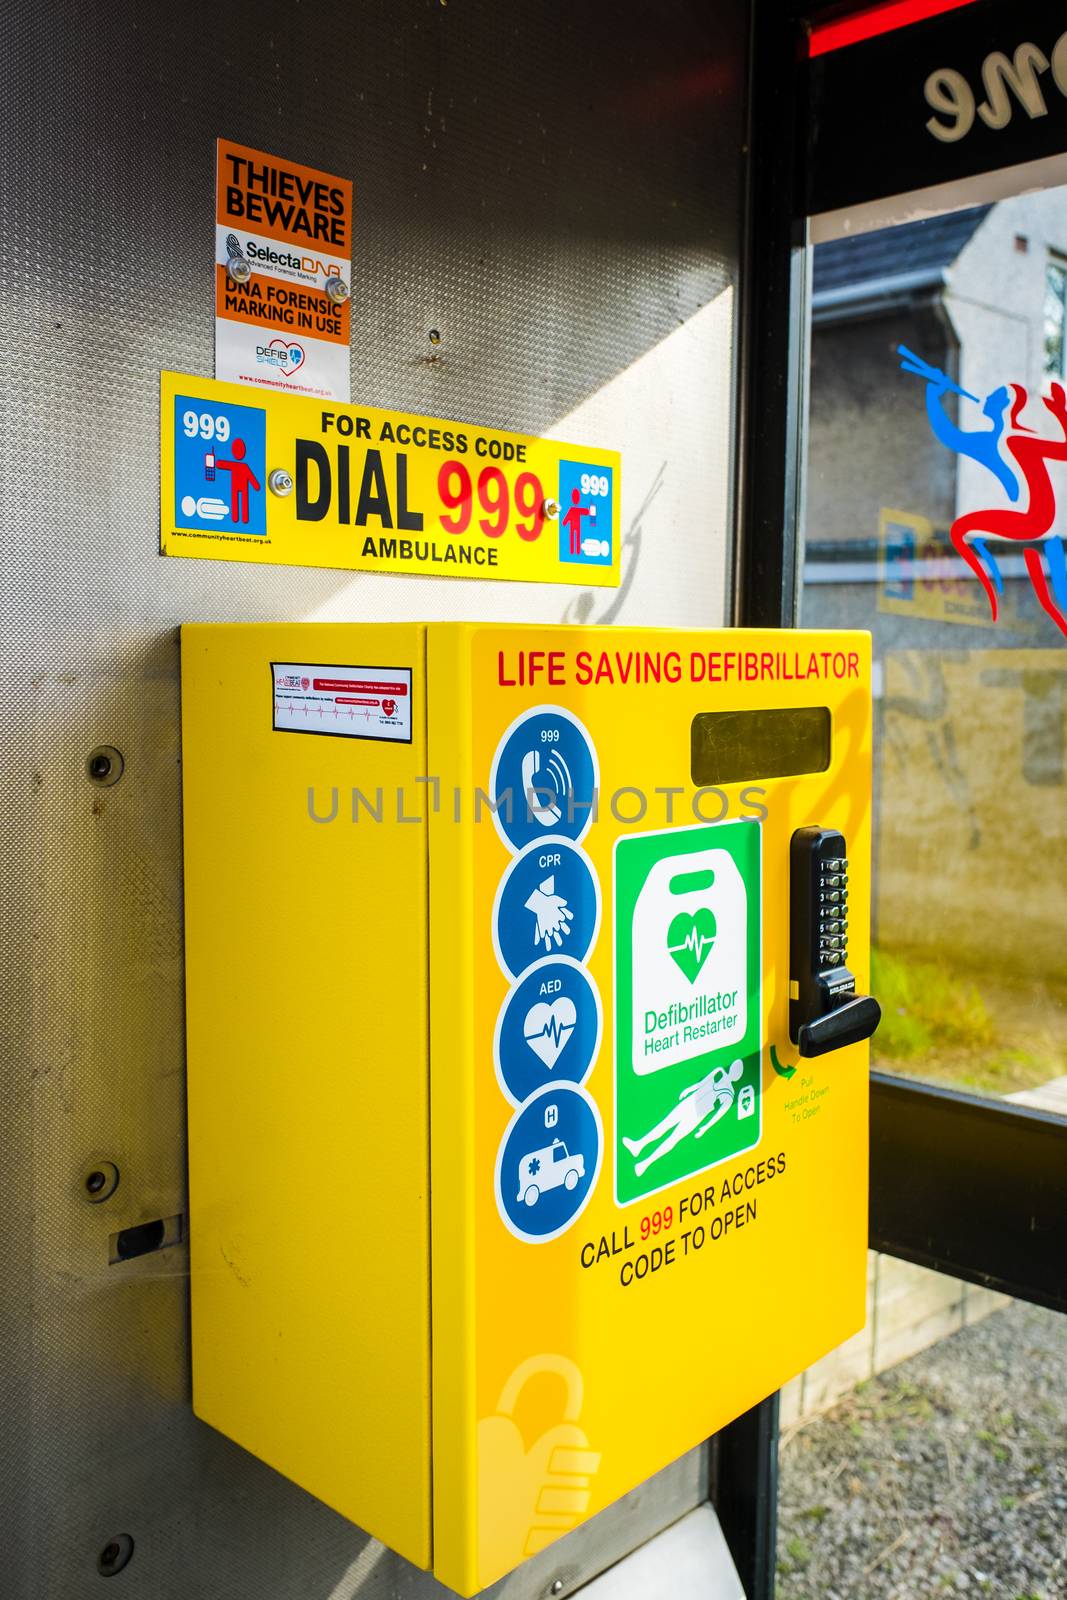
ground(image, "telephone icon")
xmin=521 ymin=747 xmax=573 ymax=829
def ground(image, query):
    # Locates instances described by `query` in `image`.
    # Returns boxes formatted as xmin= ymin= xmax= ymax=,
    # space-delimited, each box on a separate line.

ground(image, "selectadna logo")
xmin=899 ymin=344 xmax=1067 ymax=640
xmin=224 ymin=230 xmax=343 ymax=283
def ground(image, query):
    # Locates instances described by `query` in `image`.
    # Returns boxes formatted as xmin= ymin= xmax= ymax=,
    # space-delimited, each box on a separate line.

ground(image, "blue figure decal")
xmin=899 ymin=344 xmax=1067 ymax=638
xmin=898 ymin=345 xmax=1019 ymax=504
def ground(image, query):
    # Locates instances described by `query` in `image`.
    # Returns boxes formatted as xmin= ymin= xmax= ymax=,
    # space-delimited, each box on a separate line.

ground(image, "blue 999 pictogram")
xmin=558 ymin=460 xmax=613 ymax=567
xmin=174 ymin=394 xmax=267 ymax=537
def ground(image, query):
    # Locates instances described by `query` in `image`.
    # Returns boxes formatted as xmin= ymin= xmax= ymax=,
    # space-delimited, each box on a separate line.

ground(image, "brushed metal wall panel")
xmin=0 ymin=1 xmax=745 ymax=1594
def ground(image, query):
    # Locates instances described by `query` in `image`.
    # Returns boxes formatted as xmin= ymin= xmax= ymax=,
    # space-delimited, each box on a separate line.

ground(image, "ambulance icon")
xmin=518 ymin=1137 xmax=585 ymax=1207
xmin=496 ymin=1081 xmax=601 ymax=1242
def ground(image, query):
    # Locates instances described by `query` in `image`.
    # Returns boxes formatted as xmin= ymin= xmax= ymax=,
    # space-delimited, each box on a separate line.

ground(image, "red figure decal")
xmin=949 ymin=384 xmax=1067 ymax=637
xmin=561 ymin=488 xmax=593 ymax=556
xmin=214 ymin=438 xmax=261 ymax=524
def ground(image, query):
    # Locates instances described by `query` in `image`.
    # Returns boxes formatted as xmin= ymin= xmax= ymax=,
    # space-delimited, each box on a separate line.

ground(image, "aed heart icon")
xmin=522 ymin=998 xmax=577 ymax=1069
xmin=267 ymin=339 xmax=305 ymax=376
xmin=666 ymin=908 xmax=717 ymax=984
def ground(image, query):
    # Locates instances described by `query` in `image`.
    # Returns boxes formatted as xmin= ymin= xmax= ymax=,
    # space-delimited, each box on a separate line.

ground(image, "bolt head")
xmin=227 ymin=255 xmax=252 ymax=285
xmin=83 ymin=1161 xmax=119 ymax=1203
xmin=325 ymin=275 xmax=350 ymax=305
xmin=86 ymin=745 xmax=124 ymax=787
xmin=543 ymin=498 xmax=561 ymax=520
xmin=97 ymin=1533 xmax=134 ymax=1576
xmin=268 ymin=469 xmax=294 ymax=497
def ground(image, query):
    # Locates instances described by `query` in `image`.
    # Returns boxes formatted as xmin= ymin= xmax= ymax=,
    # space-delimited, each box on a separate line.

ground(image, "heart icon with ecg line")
xmin=667 ymin=908 xmax=716 ymax=984
xmin=523 ymin=998 xmax=577 ymax=1069
xmin=267 ymin=338 xmax=305 ymax=376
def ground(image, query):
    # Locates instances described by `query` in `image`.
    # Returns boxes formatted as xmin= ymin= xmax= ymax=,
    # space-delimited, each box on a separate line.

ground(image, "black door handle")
xmin=797 ymin=993 xmax=882 ymax=1058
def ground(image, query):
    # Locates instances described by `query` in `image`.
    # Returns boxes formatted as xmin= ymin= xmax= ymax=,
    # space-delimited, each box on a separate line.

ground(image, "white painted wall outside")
xmin=949 ymin=188 xmax=1067 ymax=535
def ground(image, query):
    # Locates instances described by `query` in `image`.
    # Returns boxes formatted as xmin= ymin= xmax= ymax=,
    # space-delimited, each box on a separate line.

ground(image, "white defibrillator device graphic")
xmin=631 ymin=848 xmax=747 ymax=1075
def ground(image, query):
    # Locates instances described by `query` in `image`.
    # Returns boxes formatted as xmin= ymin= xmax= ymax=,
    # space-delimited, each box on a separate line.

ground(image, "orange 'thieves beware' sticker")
xmin=214 ymin=139 xmax=353 ymax=403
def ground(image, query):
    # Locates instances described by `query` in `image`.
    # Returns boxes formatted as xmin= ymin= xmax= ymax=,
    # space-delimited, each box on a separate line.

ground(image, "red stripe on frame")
xmin=809 ymin=0 xmax=979 ymax=58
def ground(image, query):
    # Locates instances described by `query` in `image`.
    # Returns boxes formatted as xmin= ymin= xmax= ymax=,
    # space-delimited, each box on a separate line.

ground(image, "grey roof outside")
xmin=813 ymin=205 xmax=993 ymax=296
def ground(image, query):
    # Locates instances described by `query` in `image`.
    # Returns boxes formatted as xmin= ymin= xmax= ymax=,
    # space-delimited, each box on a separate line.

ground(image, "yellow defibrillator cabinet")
xmin=181 ymin=622 xmax=878 ymax=1596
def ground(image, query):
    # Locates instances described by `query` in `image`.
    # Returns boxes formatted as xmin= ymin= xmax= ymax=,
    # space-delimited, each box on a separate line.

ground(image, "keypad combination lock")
xmin=789 ymin=826 xmax=881 ymax=1058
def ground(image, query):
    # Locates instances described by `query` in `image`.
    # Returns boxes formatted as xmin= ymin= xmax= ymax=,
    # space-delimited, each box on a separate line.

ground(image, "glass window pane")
xmin=802 ymin=189 xmax=1067 ymax=1112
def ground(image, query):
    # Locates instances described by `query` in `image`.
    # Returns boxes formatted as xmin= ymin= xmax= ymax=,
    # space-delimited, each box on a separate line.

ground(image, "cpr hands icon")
xmin=494 ymin=836 xmax=598 ymax=980
xmin=524 ymin=875 xmax=574 ymax=953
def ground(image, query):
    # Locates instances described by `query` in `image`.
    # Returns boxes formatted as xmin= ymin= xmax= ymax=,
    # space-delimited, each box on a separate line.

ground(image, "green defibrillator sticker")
xmin=614 ymin=820 xmax=763 ymax=1205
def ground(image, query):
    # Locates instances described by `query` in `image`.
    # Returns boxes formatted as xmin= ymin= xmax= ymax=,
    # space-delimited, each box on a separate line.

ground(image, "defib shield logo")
xmin=614 ymin=821 xmax=762 ymax=1205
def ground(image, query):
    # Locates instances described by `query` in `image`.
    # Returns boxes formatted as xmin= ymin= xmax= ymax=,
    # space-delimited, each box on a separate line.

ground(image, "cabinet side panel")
xmin=181 ymin=622 xmax=432 ymax=1568
xmin=426 ymin=627 xmax=480 ymax=1594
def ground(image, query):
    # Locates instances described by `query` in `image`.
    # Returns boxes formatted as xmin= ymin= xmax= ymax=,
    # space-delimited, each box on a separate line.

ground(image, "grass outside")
xmin=870 ymin=946 xmax=1067 ymax=1098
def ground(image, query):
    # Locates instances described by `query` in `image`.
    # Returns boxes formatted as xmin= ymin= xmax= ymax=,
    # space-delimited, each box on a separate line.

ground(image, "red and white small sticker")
xmin=271 ymin=662 xmax=412 ymax=742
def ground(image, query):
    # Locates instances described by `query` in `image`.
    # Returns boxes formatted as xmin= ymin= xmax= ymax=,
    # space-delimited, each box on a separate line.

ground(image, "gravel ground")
xmin=777 ymin=1301 xmax=1067 ymax=1599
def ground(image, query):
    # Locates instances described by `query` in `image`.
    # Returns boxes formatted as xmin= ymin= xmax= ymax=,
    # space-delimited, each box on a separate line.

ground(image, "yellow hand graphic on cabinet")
xmin=477 ymin=1354 xmax=602 ymax=1587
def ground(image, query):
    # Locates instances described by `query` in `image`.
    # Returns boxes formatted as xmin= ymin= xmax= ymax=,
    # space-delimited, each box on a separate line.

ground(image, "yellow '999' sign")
xmin=160 ymin=372 xmax=621 ymax=585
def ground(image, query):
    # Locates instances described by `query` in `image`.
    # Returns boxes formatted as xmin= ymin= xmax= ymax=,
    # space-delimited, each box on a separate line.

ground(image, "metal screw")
xmin=428 ymin=328 xmax=442 ymax=346
xmin=268 ymin=469 xmax=294 ymax=498
xmin=226 ymin=254 xmax=252 ymax=285
xmin=550 ymin=1583 xmax=565 ymax=1596
xmin=543 ymin=498 xmax=560 ymax=520
xmin=325 ymin=275 xmax=350 ymax=305
xmin=97 ymin=1534 xmax=134 ymax=1576
xmin=86 ymin=746 xmax=124 ymax=787
xmin=84 ymin=1162 xmax=119 ymax=1204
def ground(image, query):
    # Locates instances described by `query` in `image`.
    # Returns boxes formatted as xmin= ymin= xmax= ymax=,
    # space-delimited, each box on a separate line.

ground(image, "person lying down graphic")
xmin=622 ymin=1059 xmax=744 ymax=1178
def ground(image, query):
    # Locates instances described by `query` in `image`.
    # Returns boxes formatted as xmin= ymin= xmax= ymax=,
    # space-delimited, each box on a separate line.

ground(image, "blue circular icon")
xmin=489 ymin=705 xmax=599 ymax=852
xmin=494 ymin=956 xmax=603 ymax=1106
xmin=495 ymin=1083 xmax=602 ymax=1242
xmin=493 ymin=836 xmax=600 ymax=980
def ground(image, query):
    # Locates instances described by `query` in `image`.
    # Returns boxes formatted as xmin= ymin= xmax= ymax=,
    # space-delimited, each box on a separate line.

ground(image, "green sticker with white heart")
xmin=613 ymin=820 xmax=762 ymax=1205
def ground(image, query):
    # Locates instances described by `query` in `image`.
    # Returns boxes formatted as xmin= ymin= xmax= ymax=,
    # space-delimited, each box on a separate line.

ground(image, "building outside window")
xmin=1043 ymin=254 xmax=1067 ymax=382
